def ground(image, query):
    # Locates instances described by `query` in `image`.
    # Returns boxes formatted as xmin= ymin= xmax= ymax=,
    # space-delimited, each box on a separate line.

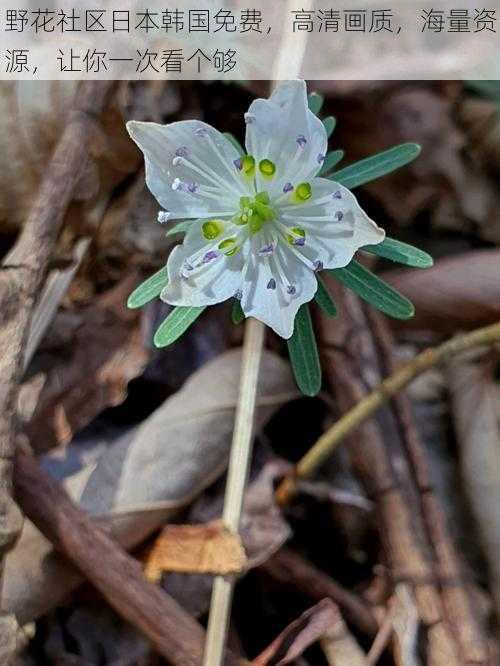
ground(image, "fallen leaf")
xmin=252 ymin=599 xmax=366 ymax=666
xmin=5 ymin=349 xmax=294 ymax=624
xmin=382 ymin=249 xmax=500 ymax=333
xmin=447 ymin=353 xmax=500 ymax=619
xmin=19 ymin=275 xmax=149 ymax=452
xmin=144 ymin=520 xmax=247 ymax=581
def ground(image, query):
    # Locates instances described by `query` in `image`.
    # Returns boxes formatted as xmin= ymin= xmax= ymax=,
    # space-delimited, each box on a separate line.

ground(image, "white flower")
xmin=127 ymin=80 xmax=385 ymax=339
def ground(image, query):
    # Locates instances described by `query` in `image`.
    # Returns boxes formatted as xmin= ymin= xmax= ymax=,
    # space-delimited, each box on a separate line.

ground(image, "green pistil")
xmin=259 ymin=159 xmax=276 ymax=178
xmin=202 ymin=219 xmax=224 ymax=240
xmin=293 ymin=182 xmax=312 ymax=203
xmin=237 ymin=192 xmax=277 ymax=234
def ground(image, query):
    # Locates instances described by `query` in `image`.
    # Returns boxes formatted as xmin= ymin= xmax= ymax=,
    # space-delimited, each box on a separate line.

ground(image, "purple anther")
xmin=258 ymin=243 xmax=275 ymax=256
xmin=335 ymin=211 xmax=344 ymax=221
xmin=297 ymin=135 xmax=308 ymax=149
xmin=283 ymin=182 xmax=294 ymax=194
xmin=234 ymin=157 xmax=243 ymax=171
xmin=187 ymin=182 xmax=199 ymax=194
xmin=175 ymin=146 xmax=189 ymax=158
xmin=267 ymin=278 xmax=277 ymax=290
xmin=333 ymin=190 xmax=342 ymax=199
xmin=293 ymin=237 xmax=306 ymax=247
xmin=287 ymin=285 xmax=297 ymax=295
xmin=317 ymin=153 xmax=326 ymax=164
xmin=314 ymin=260 xmax=324 ymax=272
xmin=202 ymin=250 xmax=219 ymax=264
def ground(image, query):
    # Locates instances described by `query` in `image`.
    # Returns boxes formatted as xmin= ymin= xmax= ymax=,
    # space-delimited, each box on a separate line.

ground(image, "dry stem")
xmin=203 ymin=317 xmax=265 ymax=666
xmin=276 ymin=320 xmax=500 ymax=504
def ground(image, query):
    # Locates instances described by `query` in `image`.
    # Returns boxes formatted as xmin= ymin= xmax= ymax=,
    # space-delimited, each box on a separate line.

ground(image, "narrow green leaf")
xmin=319 ymin=149 xmax=344 ymax=176
xmin=322 ymin=116 xmax=336 ymax=139
xmin=154 ymin=306 xmax=205 ymax=348
xmin=223 ymin=132 xmax=245 ymax=155
xmin=165 ymin=220 xmax=192 ymax=237
xmin=308 ymin=92 xmax=324 ymax=116
xmin=363 ymin=237 xmax=434 ymax=269
xmin=330 ymin=143 xmax=421 ymax=190
xmin=329 ymin=261 xmax=415 ymax=320
xmin=127 ymin=266 xmax=168 ymax=309
xmin=231 ymin=299 xmax=245 ymax=325
xmin=315 ymin=277 xmax=337 ymax=317
xmin=287 ymin=305 xmax=322 ymax=397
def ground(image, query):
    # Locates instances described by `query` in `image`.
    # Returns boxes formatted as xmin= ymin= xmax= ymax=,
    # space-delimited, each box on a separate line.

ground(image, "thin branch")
xmin=368 ymin=310 xmax=491 ymax=664
xmin=276 ymin=320 xmax=500 ymax=504
xmin=204 ymin=317 xmax=266 ymax=666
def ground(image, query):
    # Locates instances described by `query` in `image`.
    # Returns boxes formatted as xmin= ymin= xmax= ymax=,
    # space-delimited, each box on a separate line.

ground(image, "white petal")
xmin=244 ymin=80 xmax=327 ymax=197
xmin=241 ymin=233 xmax=317 ymax=339
xmin=161 ymin=219 xmax=246 ymax=307
xmin=278 ymin=178 xmax=385 ymax=269
xmin=127 ymin=119 xmax=250 ymax=220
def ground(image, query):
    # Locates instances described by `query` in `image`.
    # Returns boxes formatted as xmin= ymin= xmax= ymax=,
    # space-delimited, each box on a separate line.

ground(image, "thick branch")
xmin=14 ymin=449 xmax=243 ymax=666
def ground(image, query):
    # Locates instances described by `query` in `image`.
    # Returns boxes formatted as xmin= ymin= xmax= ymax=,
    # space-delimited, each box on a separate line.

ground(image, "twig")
xmin=0 ymin=81 xmax=114 ymax=648
xmin=276 ymin=319 xmax=500 ymax=504
xmin=302 ymin=284 xmax=469 ymax=663
xmin=204 ymin=317 xmax=266 ymax=666
xmin=14 ymin=448 xmax=243 ymax=666
xmin=369 ymin=310 xmax=491 ymax=664
xmin=261 ymin=547 xmax=379 ymax=637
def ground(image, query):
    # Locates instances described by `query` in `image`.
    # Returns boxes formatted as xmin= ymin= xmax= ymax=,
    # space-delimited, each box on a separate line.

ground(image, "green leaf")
xmin=287 ymin=305 xmax=322 ymax=397
xmin=154 ymin=306 xmax=206 ymax=348
xmin=231 ymin=299 xmax=245 ymax=325
xmin=223 ymin=132 xmax=245 ymax=155
xmin=308 ymin=92 xmax=324 ymax=116
xmin=363 ymin=237 xmax=434 ymax=269
xmin=329 ymin=261 xmax=415 ymax=320
xmin=322 ymin=116 xmax=336 ymax=139
xmin=319 ymin=149 xmax=344 ymax=176
xmin=330 ymin=143 xmax=421 ymax=190
xmin=165 ymin=220 xmax=192 ymax=237
xmin=314 ymin=276 xmax=337 ymax=317
xmin=127 ymin=266 xmax=168 ymax=309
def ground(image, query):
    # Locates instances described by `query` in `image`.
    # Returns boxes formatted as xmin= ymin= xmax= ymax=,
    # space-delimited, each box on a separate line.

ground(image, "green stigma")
xmin=236 ymin=192 xmax=277 ymax=234
xmin=241 ymin=155 xmax=256 ymax=176
xmin=259 ymin=159 xmax=276 ymax=178
xmin=218 ymin=237 xmax=240 ymax=256
xmin=202 ymin=219 xmax=224 ymax=240
xmin=293 ymin=182 xmax=312 ymax=203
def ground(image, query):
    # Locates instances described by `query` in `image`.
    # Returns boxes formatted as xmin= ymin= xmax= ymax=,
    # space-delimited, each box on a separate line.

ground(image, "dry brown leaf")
xmin=447 ymin=353 xmax=500 ymax=619
xmin=252 ymin=599 xmax=366 ymax=666
xmin=144 ymin=520 xmax=247 ymax=582
xmin=5 ymin=349 xmax=294 ymax=624
xmin=19 ymin=275 xmax=149 ymax=452
xmin=382 ymin=249 xmax=500 ymax=333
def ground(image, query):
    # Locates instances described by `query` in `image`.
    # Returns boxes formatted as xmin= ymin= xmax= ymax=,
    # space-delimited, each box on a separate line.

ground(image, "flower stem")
xmin=203 ymin=317 xmax=265 ymax=666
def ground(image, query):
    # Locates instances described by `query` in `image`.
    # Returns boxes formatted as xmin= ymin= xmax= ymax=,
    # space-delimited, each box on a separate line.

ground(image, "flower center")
xmin=235 ymin=192 xmax=277 ymax=234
